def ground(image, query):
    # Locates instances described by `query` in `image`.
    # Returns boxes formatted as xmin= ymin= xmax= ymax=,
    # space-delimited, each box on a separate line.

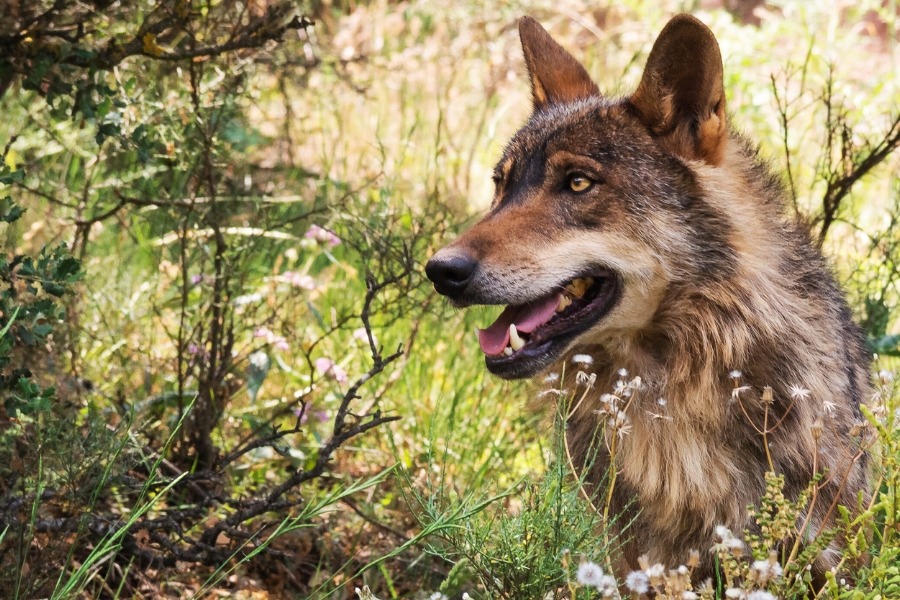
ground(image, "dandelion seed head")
xmin=770 ymin=562 xmax=783 ymax=578
xmin=752 ymin=559 xmax=769 ymax=573
xmin=682 ymin=592 xmax=698 ymax=600
xmin=576 ymin=561 xmax=604 ymax=587
xmin=729 ymin=370 xmax=742 ymax=378
xmin=657 ymin=397 xmax=667 ymax=406
xmin=725 ymin=590 xmax=742 ymax=599
xmin=617 ymin=367 xmax=628 ymax=377
xmin=625 ymin=571 xmax=649 ymax=594
xmin=747 ymin=592 xmax=775 ymax=600
xmin=598 ymin=574 xmax=617 ymax=591
xmin=646 ymin=563 xmax=665 ymax=578
xmin=572 ymin=354 xmax=594 ymax=365
xmin=544 ymin=372 xmax=560 ymax=383
xmin=726 ymin=537 xmax=745 ymax=551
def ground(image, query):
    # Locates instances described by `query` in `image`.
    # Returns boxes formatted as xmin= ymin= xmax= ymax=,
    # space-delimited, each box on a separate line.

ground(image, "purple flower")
xmin=190 ymin=273 xmax=205 ymax=286
xmin=304 ymin=224 xmax=341 ymax=248
xmin=314 ymin=357 xmax=348 ymax=383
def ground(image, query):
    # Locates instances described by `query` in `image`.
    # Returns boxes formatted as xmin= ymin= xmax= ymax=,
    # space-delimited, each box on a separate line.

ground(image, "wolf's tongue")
xmin=477 ymin=293 xmax=562 ymax=355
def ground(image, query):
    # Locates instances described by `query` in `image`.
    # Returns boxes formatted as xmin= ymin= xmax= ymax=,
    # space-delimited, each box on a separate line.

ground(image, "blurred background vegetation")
xmin=0 ymin=0 xmax=896 ymax=598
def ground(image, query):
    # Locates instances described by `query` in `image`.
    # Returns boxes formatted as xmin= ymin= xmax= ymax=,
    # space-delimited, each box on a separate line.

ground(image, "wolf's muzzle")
xmin=425 ymin=250 xmax=478 ymax=301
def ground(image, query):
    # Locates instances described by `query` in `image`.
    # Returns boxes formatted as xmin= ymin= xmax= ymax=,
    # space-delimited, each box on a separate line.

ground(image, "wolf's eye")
xmin=567 ymin=174 xmax=593 ymax=193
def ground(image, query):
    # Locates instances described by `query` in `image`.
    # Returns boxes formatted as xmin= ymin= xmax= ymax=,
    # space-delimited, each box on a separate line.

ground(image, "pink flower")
xmin=304 ymin=224 xmax=341 ymax=248
xmin=282 ymin=271 xmax=316 ymax=290
xmin=254 ymin=327 xmax=273 ymax=339
xmin=314 ymin=357 xmax=348 ymax=383
xmin=352 ymin=327 xmax=376 ymax=346
xmin=254 ymin=327 xmax=290 ymax=351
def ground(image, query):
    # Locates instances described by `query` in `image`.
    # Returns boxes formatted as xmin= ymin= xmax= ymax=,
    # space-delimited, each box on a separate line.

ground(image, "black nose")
xmin=425 ymin=252 xmax=478 ymax=299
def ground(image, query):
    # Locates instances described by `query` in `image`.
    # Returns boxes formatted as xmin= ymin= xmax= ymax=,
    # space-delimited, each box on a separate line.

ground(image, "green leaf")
xmin=0 ymin=197 xmax=25 ymax=222
xmin=868 ymin=334 xmax=900 ymax=356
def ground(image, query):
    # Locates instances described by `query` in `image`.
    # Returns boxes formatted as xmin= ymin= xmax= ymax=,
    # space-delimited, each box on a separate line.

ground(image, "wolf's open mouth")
xmin=477 ymin=271 xmax=621 ymax=378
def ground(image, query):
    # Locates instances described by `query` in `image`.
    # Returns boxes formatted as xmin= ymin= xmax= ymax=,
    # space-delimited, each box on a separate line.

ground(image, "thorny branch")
xmin=0 ymin=1 xmax=311 ymax=102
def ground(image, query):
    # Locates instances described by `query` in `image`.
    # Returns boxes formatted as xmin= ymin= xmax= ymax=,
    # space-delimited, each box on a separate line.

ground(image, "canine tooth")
xmin=566 ymin=278 xmax=588 ymax=298
xmin=503 ymin=346 xmax=513 ymax=356
xmin=509 ymin=324 xmax=525 ymax=351
xmin=556 ymin=295 xmax=572 ymax=313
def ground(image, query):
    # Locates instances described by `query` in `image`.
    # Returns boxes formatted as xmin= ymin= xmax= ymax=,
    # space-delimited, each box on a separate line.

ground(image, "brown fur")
xmin=425 ymin=14 xmax=870 ymax=584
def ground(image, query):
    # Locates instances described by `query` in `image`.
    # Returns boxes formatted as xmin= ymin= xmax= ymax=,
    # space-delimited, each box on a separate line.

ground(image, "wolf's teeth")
xmin=509 ymin=324 xmax=525 ymax=351
xmin=556 ymin=295 xmax=572 ymax=313
xmin=566 ymin=277 xmax=595 ymax=298
xmin=503 ymin=346 xmax=513 ymax=356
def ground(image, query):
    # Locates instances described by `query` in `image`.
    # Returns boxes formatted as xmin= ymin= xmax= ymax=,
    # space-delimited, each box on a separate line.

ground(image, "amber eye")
xmin=568 ymin=174 xmax=593 ymax=193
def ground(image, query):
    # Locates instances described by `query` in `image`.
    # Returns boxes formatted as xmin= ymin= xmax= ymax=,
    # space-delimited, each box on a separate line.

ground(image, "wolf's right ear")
xmin=519 ymin=17 xmax=599 ymax=111
xmin=629 ymin=15 xmax=727 ymax=165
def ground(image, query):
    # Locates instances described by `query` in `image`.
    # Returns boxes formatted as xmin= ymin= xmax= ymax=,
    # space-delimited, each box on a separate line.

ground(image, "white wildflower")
xmin=544 ymin=372 xmax=560 ymax=383
xmin=682 ymin=593 xmax=698 ymax=600
xmin=617 ymin=367 xmax=628 ymax=377
xmin=428 ymin=594 xmax=448 ymax=600
xmin=576 ymin=562 xmax=604 ymax=587
xmin=573 ymin=354 xmax=594 ymax=365
xmin=878 ymin=369 xmax=894 ymax=384
xmin=625 ymin=571 xmax=650 ymax=594
xmin=724 ymin=590 xmax=742 ymax=599
xmin=789 ymin=384 xmax=811 ymax=400
xmin=462 ymin=594 xmax=472 ymax=600
xmin=747 ymin=592 xmax=775 ymax=600
xmin=822 ymin=399 xmax=838 ymax=416
xmin=677 ymin=565 xmax=689 ymax=575
xmin=714 ymin=525 xmax=731 ymax=539
xmin=729 ymin=370 xmax=742 ymax=379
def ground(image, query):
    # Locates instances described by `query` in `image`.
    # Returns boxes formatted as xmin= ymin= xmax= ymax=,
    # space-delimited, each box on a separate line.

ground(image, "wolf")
xmin=425 ymin=14 xmax=871 ymax=585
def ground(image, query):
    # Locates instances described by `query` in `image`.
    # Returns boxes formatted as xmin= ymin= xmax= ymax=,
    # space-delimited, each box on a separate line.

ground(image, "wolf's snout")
xmin=425 ymin=251 xmax=478 ymax=299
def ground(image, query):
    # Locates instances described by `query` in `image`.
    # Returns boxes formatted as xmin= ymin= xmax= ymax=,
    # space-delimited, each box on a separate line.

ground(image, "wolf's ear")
xmin=630 ymin=14 xmax=727 ymax=165
xmin=519 ymin=16 xmax=599 ymax=111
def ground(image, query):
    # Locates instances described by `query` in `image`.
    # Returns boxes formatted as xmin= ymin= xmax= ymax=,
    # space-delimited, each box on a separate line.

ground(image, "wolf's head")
xmin=426 ymin=15 xmax=738 ymax=379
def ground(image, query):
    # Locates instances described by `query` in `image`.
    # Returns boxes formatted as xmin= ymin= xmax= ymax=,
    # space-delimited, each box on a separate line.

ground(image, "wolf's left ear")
xmin=519 ymin=16 xmax=599 ymax=111
xmin=630 ymin=15 xmax=727 ymax=165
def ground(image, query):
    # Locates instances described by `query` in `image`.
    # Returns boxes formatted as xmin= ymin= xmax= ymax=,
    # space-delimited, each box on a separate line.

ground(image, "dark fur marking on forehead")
xmin=492 ymin=139 xmax=549 ymax=211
